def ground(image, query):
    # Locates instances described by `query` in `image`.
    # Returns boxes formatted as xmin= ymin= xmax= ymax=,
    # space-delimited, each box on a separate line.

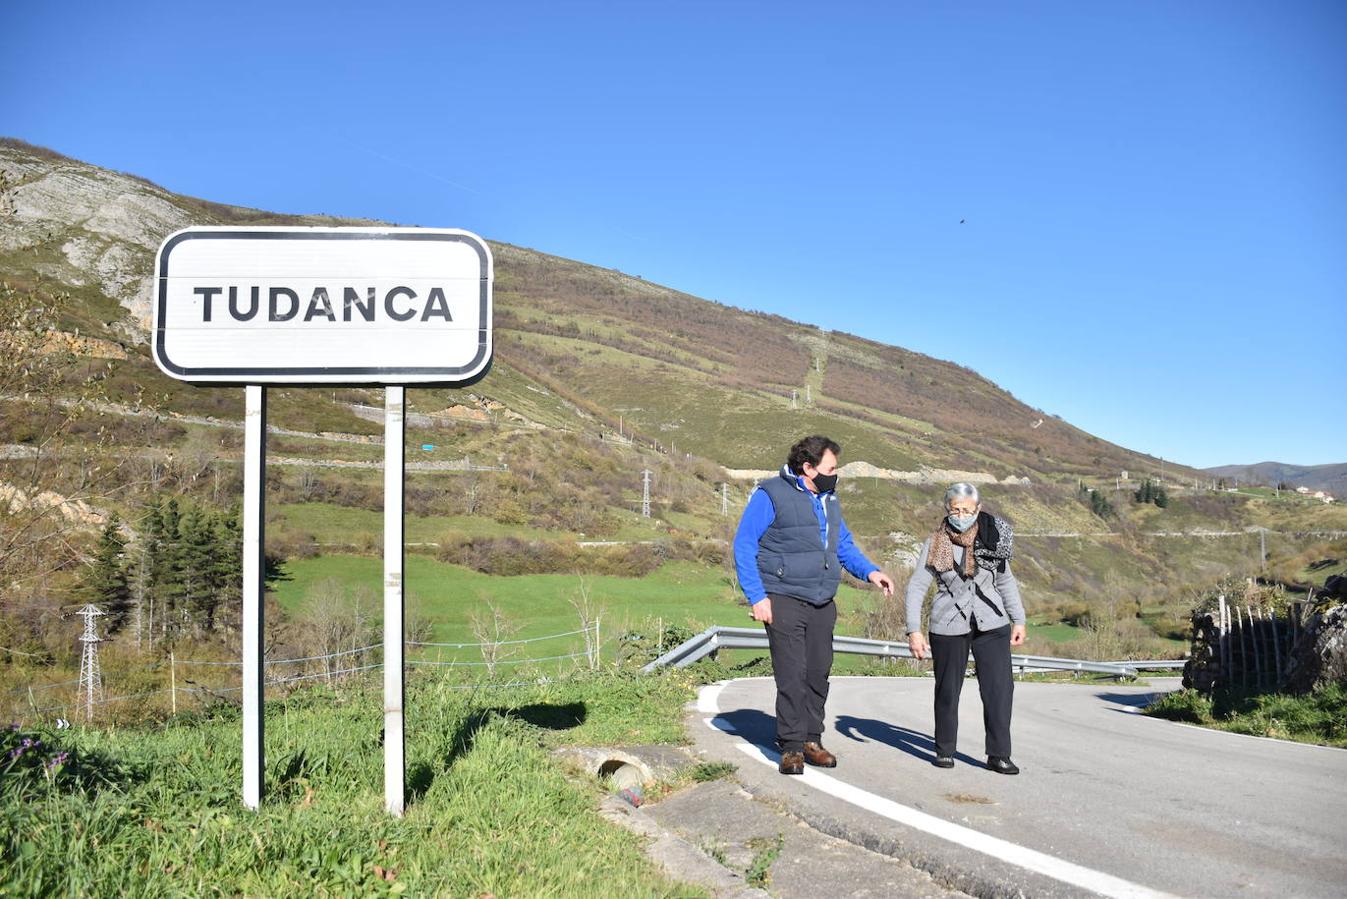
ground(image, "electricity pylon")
xmin=76 ymin=603 xmax=106 ymax=722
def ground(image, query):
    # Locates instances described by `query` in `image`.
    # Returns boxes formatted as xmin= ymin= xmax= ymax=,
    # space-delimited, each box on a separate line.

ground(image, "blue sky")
xmin=5 ymin=1 xmax=1344 ymax=468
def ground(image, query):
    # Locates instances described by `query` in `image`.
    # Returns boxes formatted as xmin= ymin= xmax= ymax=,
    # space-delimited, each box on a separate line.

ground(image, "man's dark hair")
xmin=787 ymin=435 xmax=842 ymax=475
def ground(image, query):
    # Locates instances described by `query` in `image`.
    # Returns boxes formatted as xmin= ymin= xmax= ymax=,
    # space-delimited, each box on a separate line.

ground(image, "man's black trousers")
xmin=763 ymin=594 xmax=837 ymax=753
xmin=929 ymin=623 xmax=1014 ymax=758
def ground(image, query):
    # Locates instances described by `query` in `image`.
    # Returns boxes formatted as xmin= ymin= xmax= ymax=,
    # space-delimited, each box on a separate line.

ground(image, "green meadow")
xmin=272 ymin=552 xmax=902 ymax=674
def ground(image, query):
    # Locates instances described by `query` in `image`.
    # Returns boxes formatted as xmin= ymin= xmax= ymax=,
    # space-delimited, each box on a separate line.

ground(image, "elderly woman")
xmin=905 ymin=483 xmax=1026 ymax=774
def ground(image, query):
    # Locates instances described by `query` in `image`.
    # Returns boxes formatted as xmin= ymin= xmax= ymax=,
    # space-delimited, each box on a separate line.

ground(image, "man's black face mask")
xmin=811 ymin=472 xmax=838 ymax=493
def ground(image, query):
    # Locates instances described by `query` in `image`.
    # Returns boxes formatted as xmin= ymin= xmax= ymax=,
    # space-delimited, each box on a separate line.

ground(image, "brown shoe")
xmin=778 ymin=751 xmax=805 ymax=775
xmin=802 ymin=742 xmax=837 ymax=768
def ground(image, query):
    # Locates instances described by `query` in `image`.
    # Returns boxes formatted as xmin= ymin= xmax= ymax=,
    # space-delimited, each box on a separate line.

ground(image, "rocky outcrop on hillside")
xmin=0 ymin=147 xmax=196 ymax=337
xmin=0 ymin=143 xmax=378 ymax=345
xmin=0 ymin=482 xmax=109 ymax=529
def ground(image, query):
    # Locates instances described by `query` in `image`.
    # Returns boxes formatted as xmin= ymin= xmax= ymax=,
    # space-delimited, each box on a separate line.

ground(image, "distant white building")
xmin=1296 ymin=486 xmax=1311 ymax=494
xmin=1325 ymin=495 xmax=1336 ymax=504
xmin=1313 ymin=490 xmax=1326 ymax=499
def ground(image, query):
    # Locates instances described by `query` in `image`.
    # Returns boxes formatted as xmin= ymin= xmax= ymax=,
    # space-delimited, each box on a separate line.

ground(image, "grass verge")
xmin=2 ymin=668 xmax=707 ymax=897
xmin=1144 ymin=683 xmax=1347 ymax=747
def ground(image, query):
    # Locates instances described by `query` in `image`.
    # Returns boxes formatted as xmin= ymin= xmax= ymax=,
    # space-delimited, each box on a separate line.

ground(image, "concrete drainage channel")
xmin=553 ymin=744 xmax=965 ymax=898
xmin=553 ymin=744 xmax=773 ymax=897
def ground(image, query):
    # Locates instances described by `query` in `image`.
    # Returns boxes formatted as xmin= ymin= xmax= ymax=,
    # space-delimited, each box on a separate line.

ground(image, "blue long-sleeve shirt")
xmin=733 ymin=474 xmax=879 ymax=605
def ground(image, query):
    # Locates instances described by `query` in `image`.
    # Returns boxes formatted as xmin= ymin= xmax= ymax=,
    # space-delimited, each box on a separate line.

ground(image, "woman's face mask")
xmin=947 ymin=504 xmax=978 ymax=532
xmin=947 ymin=513 xmax=976 ymax=532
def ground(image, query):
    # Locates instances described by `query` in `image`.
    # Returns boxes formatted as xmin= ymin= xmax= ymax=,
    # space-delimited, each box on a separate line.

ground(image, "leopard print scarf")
xmin=928 ymin=511 xmax=1015 ymax=577
xmin=928 ymin=519 xmax=979 ymax=577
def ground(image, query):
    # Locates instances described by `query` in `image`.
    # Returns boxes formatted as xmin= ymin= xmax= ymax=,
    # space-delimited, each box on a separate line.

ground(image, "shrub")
xmin=1146 ymin=688 xmax=1212 ymax=724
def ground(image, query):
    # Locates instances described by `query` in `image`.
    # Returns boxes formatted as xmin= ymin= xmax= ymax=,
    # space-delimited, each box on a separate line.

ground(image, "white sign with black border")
xmin=153 ymin=226 xmax=492 ymax=384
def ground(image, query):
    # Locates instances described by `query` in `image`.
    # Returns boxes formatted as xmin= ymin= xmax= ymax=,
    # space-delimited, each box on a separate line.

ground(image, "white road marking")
xmin=695 ymin=681 xmax=727 ymax=715
xmin=701 ymin=685 xmax=1178 ymax=899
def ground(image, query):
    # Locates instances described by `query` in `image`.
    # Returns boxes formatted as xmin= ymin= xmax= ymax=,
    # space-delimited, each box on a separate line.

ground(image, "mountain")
xmin=1204 ymin=462 xmax=1347 ymax=497
xmin=0 ymin=136 xmax=1189 ymax=482
xmin=4 ymin=136 xmax=1346 ymax=660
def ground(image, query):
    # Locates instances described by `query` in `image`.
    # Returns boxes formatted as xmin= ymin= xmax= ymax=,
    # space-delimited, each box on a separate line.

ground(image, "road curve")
xmin=692 ymin=676 xmax=1347 ymax=898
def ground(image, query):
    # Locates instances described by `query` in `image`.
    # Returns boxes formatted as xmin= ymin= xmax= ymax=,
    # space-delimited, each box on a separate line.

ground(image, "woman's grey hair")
xmin=944 ymin=482 xmax=980 ymax=509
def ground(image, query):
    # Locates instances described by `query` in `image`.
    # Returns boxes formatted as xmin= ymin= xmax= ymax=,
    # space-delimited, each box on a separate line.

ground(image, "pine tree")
xmin=79 ymin=515 xmax=131 ymax=630
xmin=178 ymin=504 xmax=215 ymax=636
xmin=148 ymin=498 xmax=187 ymax=640
xmin=1132 ymin=479 xmax=1168 ymax=509
xmin=139 ymin=502 xmax=165 ymax=644
xmin=1089 ymin=489 xmax=1114 ymax=518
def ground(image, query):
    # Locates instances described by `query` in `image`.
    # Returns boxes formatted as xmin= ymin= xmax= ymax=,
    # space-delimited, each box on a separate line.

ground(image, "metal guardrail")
xmin=642 ymin=626 xmax=1187 ymax=679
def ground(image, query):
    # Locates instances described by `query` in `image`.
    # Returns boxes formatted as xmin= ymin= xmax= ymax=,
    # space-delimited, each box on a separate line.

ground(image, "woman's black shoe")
xmin=986 ymin=756 xmax=1019 ymax=775
xmin=932 ymin=755 xmax=955 ymax=769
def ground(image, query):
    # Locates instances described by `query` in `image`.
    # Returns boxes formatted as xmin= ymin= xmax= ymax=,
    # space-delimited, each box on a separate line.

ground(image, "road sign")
xmin=153 ymin=226 xmax=493 ymax=384
xmin=150 ymin=225 xmax=493 ymax=818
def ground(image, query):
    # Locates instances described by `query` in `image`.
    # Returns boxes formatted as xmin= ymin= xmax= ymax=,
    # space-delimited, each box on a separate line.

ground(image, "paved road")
xmin=693 ymin=676 xmax=1347 ymax=898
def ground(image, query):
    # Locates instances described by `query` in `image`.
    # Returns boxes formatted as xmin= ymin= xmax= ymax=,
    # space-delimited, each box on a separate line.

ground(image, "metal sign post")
xmin=241 ymin=385 xmax=266 ymax=810
xmin=152 ymin=226 xmax=492 ymax=816
xmin=383 ymin=386 xmax=406 ymax=816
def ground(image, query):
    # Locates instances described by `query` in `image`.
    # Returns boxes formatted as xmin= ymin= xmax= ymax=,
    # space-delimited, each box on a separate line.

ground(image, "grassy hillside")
xmin=0 ymin=136 xmax=1200 ymax=482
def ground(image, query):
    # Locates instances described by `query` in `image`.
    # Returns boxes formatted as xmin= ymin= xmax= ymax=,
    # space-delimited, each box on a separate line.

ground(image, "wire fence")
xmin=4 ymin=622 xmax=602 ymax=722
xmin=406 ymin=651 xmax=592 ymax=667
xmin=407 ymin=626 xmax=597 ymax=649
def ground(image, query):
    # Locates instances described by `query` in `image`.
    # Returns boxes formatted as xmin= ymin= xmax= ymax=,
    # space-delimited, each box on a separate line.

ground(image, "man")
xmin=733 ymin=435 xmax=896 ymax=775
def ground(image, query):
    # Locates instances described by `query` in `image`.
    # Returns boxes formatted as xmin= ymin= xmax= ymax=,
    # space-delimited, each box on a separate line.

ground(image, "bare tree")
xmin=1083 ymin=572 xmax=1154 ymax=660
xmin=0 ymin=285 xmax=130 ymax=620
xmin=468 ymin=600 xmax=519 ymax=679
xmin=404 ymin=590 xmax=434 ymax=645
xmin=461 ymin=470 xmax=483 ymax=515
xmin=863 ymin=564 xmax=915 ymax=644
xmin=297 ymin=466 xmax=320 ymax=502
xmin=302 ymin=578 xmax=356 ymax=683
xmin=178 ymin=428 xmax=221 ymax=487
xmin=568 ymin=577 xmax=606 ymax=670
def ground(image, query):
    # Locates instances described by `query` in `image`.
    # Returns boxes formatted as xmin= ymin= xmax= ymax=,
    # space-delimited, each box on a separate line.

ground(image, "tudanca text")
xmin=193 ymin=285 xmax=455 ymax=323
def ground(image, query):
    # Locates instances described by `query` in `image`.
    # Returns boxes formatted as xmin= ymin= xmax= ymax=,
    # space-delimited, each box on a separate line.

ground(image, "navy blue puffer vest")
xmin=755 ymin=470 xmax=842 ymax=605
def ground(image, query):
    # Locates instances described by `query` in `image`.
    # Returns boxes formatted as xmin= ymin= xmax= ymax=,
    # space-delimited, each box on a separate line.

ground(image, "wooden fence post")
xmin=1237 ymin=609 xmax=1248 ymax=690
xmin=1218 ymin=595 xmax=1230 ymax=686
xmin=1270 ymin=608 xmax=1283 ymax=682
xmin=1246 ymin=606 xmax=1261 ymax=688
